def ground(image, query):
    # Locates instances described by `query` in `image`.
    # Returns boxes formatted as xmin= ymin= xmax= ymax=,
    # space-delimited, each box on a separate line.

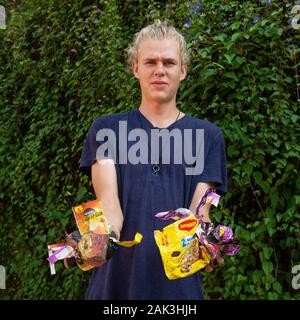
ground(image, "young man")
xmin=80 ymin=20 xmax=227 ymax=299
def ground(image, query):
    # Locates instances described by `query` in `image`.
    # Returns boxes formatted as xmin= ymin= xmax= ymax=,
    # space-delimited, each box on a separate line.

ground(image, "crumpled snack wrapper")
xmin=47 ymin=200 xmax=142 ymax=274
xmin=72 ymin=200 xmax=109 ymax=235
xmin=154 ymin=215 xmax=211 ymax=280
xmin=154 ymin=189 xmax=241 ymax=280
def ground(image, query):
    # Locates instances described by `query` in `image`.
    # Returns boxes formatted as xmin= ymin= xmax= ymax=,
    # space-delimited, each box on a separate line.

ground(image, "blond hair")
xmin=126 ymin=19 xmax=190 ymax=68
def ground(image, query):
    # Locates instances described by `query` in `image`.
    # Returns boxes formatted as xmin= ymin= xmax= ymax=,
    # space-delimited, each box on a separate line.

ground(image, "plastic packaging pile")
xmin=47 ymin=200 xmax=142 ymax=275
xmin=154 ymin=189 xmax=241 ymax=280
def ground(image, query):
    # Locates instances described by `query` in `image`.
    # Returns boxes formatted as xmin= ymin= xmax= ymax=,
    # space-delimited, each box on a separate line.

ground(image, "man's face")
xmin=132 ymin=38 xmax=187 ymax=105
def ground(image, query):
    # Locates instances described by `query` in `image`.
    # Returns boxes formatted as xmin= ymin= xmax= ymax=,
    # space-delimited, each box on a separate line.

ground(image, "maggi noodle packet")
xmin=154 ymin=189 xmax=241 ymax=280
xmin=154 ymin=215 xmax=210 ymax=280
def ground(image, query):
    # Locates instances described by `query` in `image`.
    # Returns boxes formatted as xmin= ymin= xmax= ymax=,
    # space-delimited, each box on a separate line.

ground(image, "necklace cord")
xmin=175 ymin=109 xmax=181 ymax=122
xmin=152 ymin=109 xmax=181 ymax=175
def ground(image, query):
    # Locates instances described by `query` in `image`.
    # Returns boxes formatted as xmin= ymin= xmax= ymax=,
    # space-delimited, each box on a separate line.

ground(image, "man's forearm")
xmin=100 ymin=200 xmax=123 ymax=240
xmin=92 ymin=160 xmax=124 ymax=240
xmin=189 ymin=182 xmax=215 ymax=222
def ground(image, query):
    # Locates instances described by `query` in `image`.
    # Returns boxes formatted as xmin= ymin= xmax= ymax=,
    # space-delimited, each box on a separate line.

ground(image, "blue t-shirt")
xmin=80 ymin=108 xmax=227 ymax=300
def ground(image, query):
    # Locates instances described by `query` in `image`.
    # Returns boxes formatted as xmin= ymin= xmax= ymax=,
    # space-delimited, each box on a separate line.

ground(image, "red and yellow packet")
xmin=72 ymin=200 xmax=110 ymax=235
xmin=47 ymin=199 xmax=143 ymax=274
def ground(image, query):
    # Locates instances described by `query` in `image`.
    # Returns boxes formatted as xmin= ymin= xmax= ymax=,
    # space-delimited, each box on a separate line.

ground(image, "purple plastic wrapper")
xmin=196 ymin=221 xmax=214 ymax=240
xmin=47 ymin=245 xmax=75 ymax=264
xmin=155 ymin=208 xmax=193 ymax=221
xmin=155 ymin=189 xmax=219 ymax=223
xmin=195 ymin=188 xmax=220 ymax=217
xmin=201 ymin=221 xmax=214 ymax=235
xmin=155 ymin=189 xmax=242 ymax=265
xmin=213 ymin=225 xmax=234 ymax=243
xmin=220 ymin=243 xmax=242 ymax=256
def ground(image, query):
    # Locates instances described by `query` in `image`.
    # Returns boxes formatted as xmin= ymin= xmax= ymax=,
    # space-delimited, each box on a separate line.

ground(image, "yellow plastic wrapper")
xmin=154 ymin=215 xmax=210 ymax=280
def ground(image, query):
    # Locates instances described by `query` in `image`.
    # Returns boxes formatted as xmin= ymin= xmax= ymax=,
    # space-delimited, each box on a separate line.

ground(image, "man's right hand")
xmin=92 ymin=159 xmax=123 ymax=239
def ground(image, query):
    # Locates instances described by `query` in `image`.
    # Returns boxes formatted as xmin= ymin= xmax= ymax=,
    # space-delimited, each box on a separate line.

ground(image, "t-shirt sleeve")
xmin=194 ymin=131 xmax=228 ymax=195
xmin=79 ymin=117 xmax=115 ymax=177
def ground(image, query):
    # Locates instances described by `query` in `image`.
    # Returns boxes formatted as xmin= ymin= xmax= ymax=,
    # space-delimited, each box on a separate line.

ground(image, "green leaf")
xmin=252 ymin=270 xmax=263 ymax=284
xmin=253 ymin=171 xmax=270 ymax=193
xmin=233 ymin=56 xmax=245 ymax=68
xmin=215 ymin=33 xmax=227 ymax=41
xmin=267 ymin=292 xmax=279 ymax=300
xmin=270 ymin=190 xmax=279 ymax=208
xmin=227 ymin=145 xmax=239 ymax=157
xmin=262 ymin=261 xmax=273 ymax=276
xmin=242 ymin=163 xmax=253 ymax=175
xmin=263 ymin=247 xmax=273 ymax=260
xmin=200 ymin=68 xmax=218 ymax=80
xmin=231 ymin=32 xmax=241 ymax=42
xmin=291 ymin=114 xmax=298 ymax=123
xmin=253 ymin=171 xmax=262 ymax=184
xmin=224 ymin=72 xmax=239 ymax=81
xmin=295 ymin=195 xmax=300 ymax=205
xmin=224 ymin=53 xmax=236 ymax=64
xmin=273 ymin=281 xmax=282 ymax=294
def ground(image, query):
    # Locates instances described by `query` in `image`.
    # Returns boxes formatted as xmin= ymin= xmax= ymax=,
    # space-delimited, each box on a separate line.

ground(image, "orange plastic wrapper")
xmin=71 ymin=200 xmax=143 ymax=271
xmin=77 ymin=232 xmax=110 ymax=269
xmin=47 ymin=200 xmax=143 ymax=274
xmin=71 ymin=200 xmax=111 ymax=270
xmin=72 ymin=200 xmax=110 ymax=235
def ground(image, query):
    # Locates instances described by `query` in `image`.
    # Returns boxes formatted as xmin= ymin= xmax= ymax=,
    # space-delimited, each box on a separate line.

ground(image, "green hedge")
xmin=0 ymin=0 xmax=299 ymax=299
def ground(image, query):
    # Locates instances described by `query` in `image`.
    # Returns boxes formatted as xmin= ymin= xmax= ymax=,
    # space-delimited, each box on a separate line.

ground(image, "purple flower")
xmin=190 ymin=7 xmax=195 ymax=14
xmin=253 ymin=18 xmax=260 ymax=24
xmin=184 ymin=22 xmax=191 ymax=28
xmin=295 ymin=1 xmax=300 ymax=5
xmin=196 ymin=1 xmax=201 ymax=10
xmin=194 ymin=37 xmax=199 ymax=43
xmin=259 ymin=0 xmax=272 ymax=4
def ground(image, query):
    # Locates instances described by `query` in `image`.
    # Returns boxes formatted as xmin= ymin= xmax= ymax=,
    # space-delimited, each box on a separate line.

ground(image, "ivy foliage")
xmin=0 ymin=0 xmax=299 ymax=299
